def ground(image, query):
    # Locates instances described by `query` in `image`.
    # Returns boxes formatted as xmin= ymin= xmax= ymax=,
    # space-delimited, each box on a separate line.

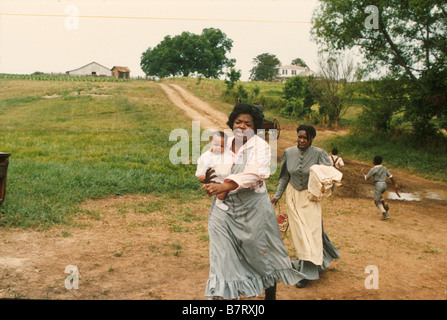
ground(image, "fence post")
xmin=0 ymin=153 xmax=11 ymax=205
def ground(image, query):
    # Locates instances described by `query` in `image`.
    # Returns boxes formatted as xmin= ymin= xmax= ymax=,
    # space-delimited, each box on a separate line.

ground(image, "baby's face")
xmin=210 ymin=136 xmax=225 ymax=154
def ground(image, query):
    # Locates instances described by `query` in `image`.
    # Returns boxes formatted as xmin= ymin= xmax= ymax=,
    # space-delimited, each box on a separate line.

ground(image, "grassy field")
xmin=165 ymin=77 xmax=298 ymax=125
xmin=322 ymin=132 xmax=447 ymax=182
xmin=1 ymin=77 xmax=445 ymax=229
xmin=0 ymin=79 xmax=202 ymax=228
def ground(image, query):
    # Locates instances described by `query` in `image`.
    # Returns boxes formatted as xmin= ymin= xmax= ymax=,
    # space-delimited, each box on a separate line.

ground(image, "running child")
xmin=361 ymin=155 xmax=398 ymax=220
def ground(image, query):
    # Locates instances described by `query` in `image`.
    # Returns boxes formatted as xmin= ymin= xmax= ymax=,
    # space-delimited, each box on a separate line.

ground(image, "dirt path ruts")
xmin=159 ymin=83 xmax=228 ymax=131
xmin=168 ymin=84 xmax=229 ymax=126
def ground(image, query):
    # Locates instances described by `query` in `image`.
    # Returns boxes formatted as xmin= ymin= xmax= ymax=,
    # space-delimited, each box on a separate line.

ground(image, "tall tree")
xmin=311 ymin=0 xmax=447 ymax=135
xmin=291 ymin=58 xmax=309 ymax=68
xmin=309 ymin=54 xmax=357 ymax=127
xmin=140 ymin=28 xmax=234 ymax=79
xmin=249 ymin=53 xmax=280 ymax=81
xmin=196 ymin=28 xmax=235 ymax=78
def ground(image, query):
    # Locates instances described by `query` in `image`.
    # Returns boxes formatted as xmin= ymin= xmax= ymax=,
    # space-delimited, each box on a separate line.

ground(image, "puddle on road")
xmin=386 ymin=189 xmax=447 ymax=202
xmin=387 ymin=192 xmax=421 ymax=201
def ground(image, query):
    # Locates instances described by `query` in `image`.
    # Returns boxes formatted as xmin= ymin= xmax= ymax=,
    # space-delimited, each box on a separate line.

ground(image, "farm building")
xmin=111 ymin=66 xmax=130 ymax=79
xmin=274 ymin=63 xmax=315 ymax=81
xmin=66 ymin=62 xmax=112 ymax=77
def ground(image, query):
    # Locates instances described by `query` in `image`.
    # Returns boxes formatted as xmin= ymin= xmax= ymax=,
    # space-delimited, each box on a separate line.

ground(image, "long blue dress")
xmin=205 ymin=141 xmax=306 ymax=299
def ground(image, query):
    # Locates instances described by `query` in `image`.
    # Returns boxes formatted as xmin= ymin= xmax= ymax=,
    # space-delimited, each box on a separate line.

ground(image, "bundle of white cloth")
xmin=308 ymin=164 xmax=343 ymax=201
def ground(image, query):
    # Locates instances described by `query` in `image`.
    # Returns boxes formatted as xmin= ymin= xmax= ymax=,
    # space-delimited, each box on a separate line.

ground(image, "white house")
xmin=66 ymin=61 xmax=112 ymax=77
xmin=274 ymin=63 xmax=315 ymax=81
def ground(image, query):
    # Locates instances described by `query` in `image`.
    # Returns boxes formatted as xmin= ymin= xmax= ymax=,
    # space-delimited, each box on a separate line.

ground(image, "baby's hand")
xmin=198 ymin=175 xmax=206 ymax=183
xmin=204 ymin=168 xmax=217 ymax=183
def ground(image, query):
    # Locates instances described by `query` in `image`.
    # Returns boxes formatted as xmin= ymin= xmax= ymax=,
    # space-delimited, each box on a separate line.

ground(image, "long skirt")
xmin=205 ymin=189 xmax=306 ymax=299
xmin=286 ymin=185 xmax=339 ymax=279
xmin=291 ymin=226 xmax=340 ymax=280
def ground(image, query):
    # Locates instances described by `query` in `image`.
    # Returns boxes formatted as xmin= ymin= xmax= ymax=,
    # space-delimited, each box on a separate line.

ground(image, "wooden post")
xmin=0 ymin=153 xmax=11 ymax=205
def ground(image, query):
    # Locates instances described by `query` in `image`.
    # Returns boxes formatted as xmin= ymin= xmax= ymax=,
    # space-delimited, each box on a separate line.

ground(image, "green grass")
xmin=323 ymin=131 xmax=447 ymax=182
xmin=165 ymin=78 xmax=294 ymax=125
xmin=0 ymin=79 xmax=201 ymax=229
xmin=237 ymin=80 xmax=285 ymax=98
xmin=1 ymin=76 xmax=446 ymax=229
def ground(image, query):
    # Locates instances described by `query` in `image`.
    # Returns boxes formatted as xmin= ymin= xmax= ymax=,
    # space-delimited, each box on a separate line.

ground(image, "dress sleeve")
xmin=224 ymin=138 xmax=271 ymax=190
xmin=318 ymin=149 xmax=332 ymax=166
xmin=273 ymin=151 xmax=290 ymax=200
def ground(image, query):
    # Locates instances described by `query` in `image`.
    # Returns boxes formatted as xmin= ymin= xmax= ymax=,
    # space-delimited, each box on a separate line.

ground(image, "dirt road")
xmin=0 ymin=84 xmax=446 ymax=300
xmin=159 ymin=83 xmax=228 ymax=131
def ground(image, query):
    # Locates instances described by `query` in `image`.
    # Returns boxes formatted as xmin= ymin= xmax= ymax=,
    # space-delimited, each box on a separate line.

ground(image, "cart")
xmin=262 ymin=118 xmax=281 ymax=139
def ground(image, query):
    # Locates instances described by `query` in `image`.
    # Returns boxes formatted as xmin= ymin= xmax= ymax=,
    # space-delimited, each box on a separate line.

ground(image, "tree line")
xmin=140 ymin=28 xmax=234 ymax=79
xmin=140 ymin=0 xmax=446 ymax=140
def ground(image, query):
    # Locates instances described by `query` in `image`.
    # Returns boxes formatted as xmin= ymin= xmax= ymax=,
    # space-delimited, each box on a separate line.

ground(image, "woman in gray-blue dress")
xmin=201 ymin=104 xmax=306 ymax=300
xmin=271 ymin=125 xmax=340 ymax=288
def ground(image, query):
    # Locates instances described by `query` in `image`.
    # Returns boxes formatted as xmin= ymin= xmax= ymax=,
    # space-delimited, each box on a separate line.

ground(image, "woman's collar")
xmin=297 ymin=145 xmax=312 ymax=153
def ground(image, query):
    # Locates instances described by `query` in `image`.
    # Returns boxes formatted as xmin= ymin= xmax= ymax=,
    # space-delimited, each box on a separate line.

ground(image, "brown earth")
xmin=0 ymin=83 xmax=446 ymax=300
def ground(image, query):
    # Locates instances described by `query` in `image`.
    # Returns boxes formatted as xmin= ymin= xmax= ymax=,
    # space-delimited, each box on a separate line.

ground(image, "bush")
xmin=281 ymin=76 xmax=314 ymax=119
xmin=280 ymin=97 xmax=309 ymax=118
xmin=236 ymin=84 xmax=248 ymax=100
xmin=221 ymin=84 xmax=285 ymax=111
xmin=257 ymin=95 xmax=285 ymax=111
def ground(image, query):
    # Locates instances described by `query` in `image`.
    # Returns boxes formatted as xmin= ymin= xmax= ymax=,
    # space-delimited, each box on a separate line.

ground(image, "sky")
xmin=0 ymin=0 xmax=322 ymax=81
